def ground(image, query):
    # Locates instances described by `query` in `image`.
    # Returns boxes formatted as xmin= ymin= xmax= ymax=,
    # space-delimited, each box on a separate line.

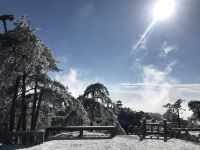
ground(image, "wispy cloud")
xmin=132 ymin=36 xmax=147 ymax=52
xmin=55 ymin=68 xmax=90 ymax=97
xmin=130 ymin=19 xmax=157 ymax=58
xmin=103 ymin=64 xmax=176 ymax=112
xmin=164 ymin=60 xmax=177 ymax=73
xmin=110 ymin=63 xmax=198 ymax=118
xmin=159 ymin=41 xmax=177 ymax=58
xmin=54 ymin=68 xmax=104 ymax=97
xmin=53 ymin=65 xmax=198 ymax=119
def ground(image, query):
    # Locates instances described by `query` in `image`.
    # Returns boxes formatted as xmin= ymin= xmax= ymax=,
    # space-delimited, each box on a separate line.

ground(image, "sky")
xmin=1 ymin=0 xmax=200 ymax=117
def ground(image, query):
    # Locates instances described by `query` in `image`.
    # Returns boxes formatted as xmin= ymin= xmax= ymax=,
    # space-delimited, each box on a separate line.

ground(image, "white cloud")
xmin=165 ymin=60 xmax=177 ymax=73
xmin=53 ymin=66 xmax=199 ymax=119
xmin=110 ymin=64 xmax=175 ymax=113
xmin=109 ymin=63 xmax=199 ymax=119
xmin=55 ymin=68 xmax=90 ymax=97
xmin=54 ymin=68 xmax=104 ymax=98
xmin=159 ymin=41 xmax=176 ymax=57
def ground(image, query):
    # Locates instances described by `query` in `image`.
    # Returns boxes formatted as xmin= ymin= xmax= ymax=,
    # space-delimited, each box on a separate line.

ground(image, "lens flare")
xmin=153 ymin=0 xmax=175 ymax=20
xmin=129 ymin=0 xmax=176 ymax=59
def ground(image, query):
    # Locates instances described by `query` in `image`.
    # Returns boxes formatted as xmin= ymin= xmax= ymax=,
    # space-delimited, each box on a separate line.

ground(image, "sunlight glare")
xmin=153 ymin=0 xmax=175 ymax=20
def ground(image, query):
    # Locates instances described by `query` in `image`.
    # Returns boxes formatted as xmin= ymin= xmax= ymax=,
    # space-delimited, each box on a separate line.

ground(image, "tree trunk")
xmin=32 ymin=89 xmax=43 ymax=130
xmin=92 ymin=90 xmax=95 ymax=99
xmin=198 ymin=111 xmax=200 ymax=120
xmin=9 ymin=76 xmax=20 ymax=131
xmin=21 ymin=72 xmax=27 ymax=131
xmin=91 ymin=90 xmax=95 ymax=125
xmin=177 ymin=110 xmax=181 ymax=128
xmin=30 ymin=79 xmax=38 ymax=130
xmin=16 ymin=116 xmax=21 ymax=131
xmin=3 ymin=20 xmax=8 ymax=34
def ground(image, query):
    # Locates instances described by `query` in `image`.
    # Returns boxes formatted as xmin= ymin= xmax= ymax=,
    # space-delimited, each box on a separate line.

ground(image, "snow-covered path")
xmin=1 ymin=132 xmax=200 ymax=150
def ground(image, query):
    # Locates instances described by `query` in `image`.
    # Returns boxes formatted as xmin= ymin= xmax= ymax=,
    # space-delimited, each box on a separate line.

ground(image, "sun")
xmin=153 ymin=0 xmax=175 ymax=20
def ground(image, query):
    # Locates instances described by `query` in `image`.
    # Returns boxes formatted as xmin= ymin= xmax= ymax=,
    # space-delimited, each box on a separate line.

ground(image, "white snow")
xmin=189 ymin=131 xmax=200 ymax=137
xmin=1 ymin=131 xmax=200 ymax=150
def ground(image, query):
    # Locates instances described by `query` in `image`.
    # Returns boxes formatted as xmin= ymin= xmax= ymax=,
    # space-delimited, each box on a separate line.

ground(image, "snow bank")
xmin=1 ymin=131 xmax=200 ymax=150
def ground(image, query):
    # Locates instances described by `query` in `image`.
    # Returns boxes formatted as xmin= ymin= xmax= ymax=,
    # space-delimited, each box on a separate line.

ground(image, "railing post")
xmin=79 ymin=130 xmax=83 ymax=137
xmin=185 ymin=129 xmax=189 ymax=141
xmin=151 ymin=125 xmax=153 ymax=133
xmin=42 ymin=131 xmax=45 ymax=143
xmin=44 ymin=128 xmax=49 ymax=140
xmin=198 ymin=134 xmax=200 ymax=142
xmin=171 ymin=131 xmax=174 ymax=138
xmin=163 ymin=119 xmax=167 ymax=142
xmin=142 ymin=118 xmax=146 ymax=139
xmin=111 ymin=126 xmax=116 ymax=137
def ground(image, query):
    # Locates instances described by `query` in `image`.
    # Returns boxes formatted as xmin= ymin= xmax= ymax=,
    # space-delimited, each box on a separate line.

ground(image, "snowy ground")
xmin=1 ymin=131 xmax=200 ymax=150
xmin=189 ymin=131 xmax=200 ymax=137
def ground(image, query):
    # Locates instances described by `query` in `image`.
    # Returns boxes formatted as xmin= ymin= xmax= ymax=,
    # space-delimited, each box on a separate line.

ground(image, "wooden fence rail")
xmin=135 ymin=119 xmax=200 ymax=143
xmin=1 ymin=123 xmax=116 ymax=145
xmin=5 ymin=130 xmax=45 ymax=145
xmin=137 ymin=119 xmax=168 ymax=142
xmin=1 ymin=120 xmax=199 ymax=145
xmin=169 ymin=128 xmax=200 ymax=142
xmin=45 ymin=126 xmax=117 ymax=139
xmin=0 ymin=122 xmax=44 ymax=145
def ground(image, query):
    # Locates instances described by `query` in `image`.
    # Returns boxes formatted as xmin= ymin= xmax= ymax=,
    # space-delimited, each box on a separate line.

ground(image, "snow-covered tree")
xmin=40 ymin=80 xmax=89 ymax=127
xmin=163 ymin=99 xmax=185 ymax=128
xmin=188 ymin=100 xmax=200 ymax=121
xmin=80 ymin=83 xmax=125 ymax=134
xmin=83 ymin=82 xmax=113 ymax=107
xmin=0 ymin=16 xmax=59 ymax=131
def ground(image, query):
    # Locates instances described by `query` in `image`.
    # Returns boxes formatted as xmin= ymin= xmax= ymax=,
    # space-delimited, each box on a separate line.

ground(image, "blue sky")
xmin=1 ymin=0 xmax=200 ymax=116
